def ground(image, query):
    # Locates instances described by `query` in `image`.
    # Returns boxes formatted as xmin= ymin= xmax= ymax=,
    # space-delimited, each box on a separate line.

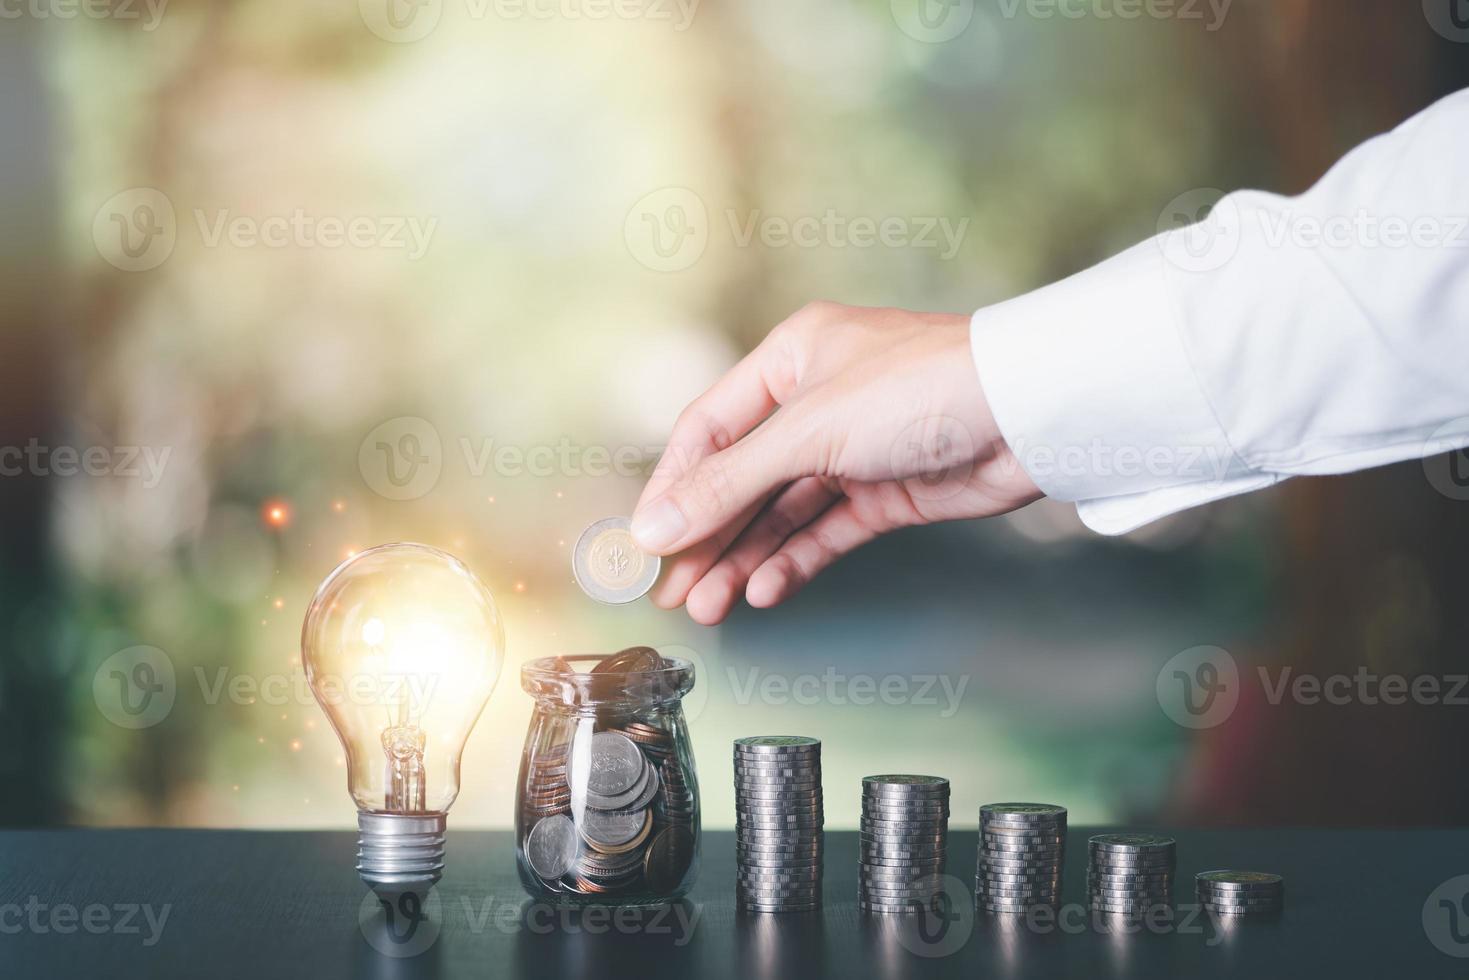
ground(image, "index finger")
xmin=635 ymin=331 xmax=796 ymax=513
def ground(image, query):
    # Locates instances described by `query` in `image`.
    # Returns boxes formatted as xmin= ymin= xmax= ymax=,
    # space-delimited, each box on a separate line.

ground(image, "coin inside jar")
xmin=573 ymin=517 xmax=661 ymax=604
xmin=526 ymin=814 xmax=579 ymax=880
xmin=594 ymin=646 xmax=664 ymax=673
xmin=579 ymin=807 xmax=652 ymax=852
xmin=575 ymin=731 xmax=645 ymax=797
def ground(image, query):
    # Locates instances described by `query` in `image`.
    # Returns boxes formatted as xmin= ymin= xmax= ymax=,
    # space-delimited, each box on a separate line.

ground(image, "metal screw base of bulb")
xmin=357 ymin=811 xmax=446 ymax=897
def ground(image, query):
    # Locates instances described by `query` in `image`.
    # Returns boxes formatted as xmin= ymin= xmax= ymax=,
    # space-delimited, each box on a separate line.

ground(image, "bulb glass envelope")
xmin=301 ymin=542 xmax=505 ymax=813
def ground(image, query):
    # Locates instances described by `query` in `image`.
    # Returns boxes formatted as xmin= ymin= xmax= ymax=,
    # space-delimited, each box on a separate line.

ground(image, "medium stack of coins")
xmin=975 ymin=803 xmax=1067 ymax=913
xmin=858 ymin=775 xmax=950 ymax=913
xmin=1195 ymin=871 xmax=1283 ymax=916
xmin=1087 ymin=834 xmax=1176 ymax=915
xmin=734 ymin=736 xmax=823 ymax=913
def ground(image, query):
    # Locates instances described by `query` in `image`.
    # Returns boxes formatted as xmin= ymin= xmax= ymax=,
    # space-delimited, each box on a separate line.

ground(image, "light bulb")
xmin=301 ymin=542 xmax=504 ymax=895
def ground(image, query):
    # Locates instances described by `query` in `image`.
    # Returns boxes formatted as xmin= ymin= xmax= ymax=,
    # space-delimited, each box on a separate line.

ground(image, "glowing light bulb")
xmin=301 ymin=543 xmax=504 ymax=895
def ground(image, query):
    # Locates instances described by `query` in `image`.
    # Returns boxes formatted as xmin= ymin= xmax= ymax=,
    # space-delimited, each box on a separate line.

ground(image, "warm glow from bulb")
xmin=301 ymin=543 xmax=505 ymax=815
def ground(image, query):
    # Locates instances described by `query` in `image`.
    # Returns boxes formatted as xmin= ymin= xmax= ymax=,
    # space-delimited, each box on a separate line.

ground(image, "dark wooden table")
xmin=2 ymin=828 xmax=1465 ymax=978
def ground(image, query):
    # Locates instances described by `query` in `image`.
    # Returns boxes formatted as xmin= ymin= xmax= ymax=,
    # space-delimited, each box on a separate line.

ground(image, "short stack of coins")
xmin=1087 ymin=834 xmax=1176 ymax=915
xmin=1195 ymin=871 xmax=1284 ymax=916
xmin=858 ymin=775 xmax=950 ymax=914
xmin=975 ymin=803 xmax=1067 ymax=913
xmin=734 ymin=736 xmax=823 ymax=913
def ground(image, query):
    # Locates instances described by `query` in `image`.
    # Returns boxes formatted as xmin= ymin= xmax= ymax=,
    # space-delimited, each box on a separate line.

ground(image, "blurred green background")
xmin=2 ymin=0 xmax=1467 ymax=831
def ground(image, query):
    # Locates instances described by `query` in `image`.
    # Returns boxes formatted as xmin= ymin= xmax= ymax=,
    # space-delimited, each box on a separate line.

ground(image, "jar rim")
xmin=521 ymin=653 xmax=695 ymax=707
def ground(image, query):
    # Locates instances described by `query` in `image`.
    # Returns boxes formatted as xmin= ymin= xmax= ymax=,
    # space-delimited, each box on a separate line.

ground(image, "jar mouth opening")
xmin=523 ymin=653 xmax=691 ymax=682
xmin=521 ymin=653 xmax=695 ymax=706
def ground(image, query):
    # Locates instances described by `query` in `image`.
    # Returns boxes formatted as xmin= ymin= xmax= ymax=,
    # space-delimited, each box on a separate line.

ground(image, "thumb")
xmin=631 ymin=422 xmax=803 ymax=555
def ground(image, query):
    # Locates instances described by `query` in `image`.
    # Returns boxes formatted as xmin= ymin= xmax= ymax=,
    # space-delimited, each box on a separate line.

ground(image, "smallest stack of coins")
xmin=733 ymin=736 xmax=823 ymax=913
xmin=976 ymin=803 xmax=1067 ymax=913
xmin=1087 ymin=834 xmax=1176 ymax=915
xmin=858 ymin=776 xmax=950 ymax=914
xmin=1195 ymin=871 xmax=1284 ymax=916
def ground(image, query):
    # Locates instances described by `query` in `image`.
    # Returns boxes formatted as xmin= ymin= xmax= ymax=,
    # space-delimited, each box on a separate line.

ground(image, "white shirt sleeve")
xmin=970 ymin=88 xmax=1469 ymax=536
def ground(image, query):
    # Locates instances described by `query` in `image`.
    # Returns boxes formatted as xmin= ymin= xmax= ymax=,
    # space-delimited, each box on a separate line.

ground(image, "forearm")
xmin=972 ymin=88 xmax=1469 ymax=534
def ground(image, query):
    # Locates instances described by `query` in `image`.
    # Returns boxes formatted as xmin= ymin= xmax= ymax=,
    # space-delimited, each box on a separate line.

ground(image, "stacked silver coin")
xmin=1195 ymin=871 xmax=1283 ymax=916
xmin=1087 ymin=834 xmax=1176 ymax=915
xmin=858 ymin=775 xmax=950 ymax=913
xmin=975 ymin=803 xmax=1067 ymax=913
xmin=733 ymin=736 xmax=823 ymax=913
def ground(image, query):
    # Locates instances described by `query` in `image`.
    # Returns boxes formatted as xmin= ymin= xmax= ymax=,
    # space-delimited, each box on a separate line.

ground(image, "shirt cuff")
xmin=969 ymin=238 xmax=1272 ymax=535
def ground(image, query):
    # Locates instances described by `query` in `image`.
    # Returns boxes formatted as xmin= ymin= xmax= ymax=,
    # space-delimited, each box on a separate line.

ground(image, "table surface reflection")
xmin=0 ymin=828 xmax=1460 ymax=979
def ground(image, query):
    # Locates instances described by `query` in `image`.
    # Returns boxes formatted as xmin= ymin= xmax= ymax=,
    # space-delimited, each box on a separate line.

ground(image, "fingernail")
xmin=631 ymin=498 xmax=687 ymax=553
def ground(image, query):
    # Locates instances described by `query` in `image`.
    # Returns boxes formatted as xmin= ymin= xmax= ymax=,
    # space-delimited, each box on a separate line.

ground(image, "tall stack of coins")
xmin=1195 ymin=871 xmax=1283 ymax=916
xmin=1087 ymin=834 xmax=1176 ymax=915
xmin=734 ymin=736 xmax=823 ymax=913
xmin=975 ymin=803 xmax=1067 ymax=913
xmin=858 ymin=775 xmax=950 ymax=913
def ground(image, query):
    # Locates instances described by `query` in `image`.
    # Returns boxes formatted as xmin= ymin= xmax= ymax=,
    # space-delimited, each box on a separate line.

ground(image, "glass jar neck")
xmin=522 ymin=654 xmax=694 ymax=713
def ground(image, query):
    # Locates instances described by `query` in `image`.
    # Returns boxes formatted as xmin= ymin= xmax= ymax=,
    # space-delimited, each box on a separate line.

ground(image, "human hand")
xmin=630 ymin=302 xmax=1044 ymax=624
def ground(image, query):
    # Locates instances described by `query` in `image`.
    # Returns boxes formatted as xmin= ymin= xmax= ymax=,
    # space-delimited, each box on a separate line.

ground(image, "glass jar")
xmin=515 ymin=652 xmax=700 ymax=906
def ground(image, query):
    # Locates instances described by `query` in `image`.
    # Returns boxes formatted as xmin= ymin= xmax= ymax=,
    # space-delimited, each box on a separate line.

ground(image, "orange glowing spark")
xmin=290 ymin=739 xmax=302 ymax=752
xmin=331 ymin=499 xmax=346 ymax=513
xmin=262 ymin=499 xmax=291 ymax=528
xmin=273 ymin=598 xmax=284 ymax=610
xmin=514 ymin=581 xmax=526 ymax=593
